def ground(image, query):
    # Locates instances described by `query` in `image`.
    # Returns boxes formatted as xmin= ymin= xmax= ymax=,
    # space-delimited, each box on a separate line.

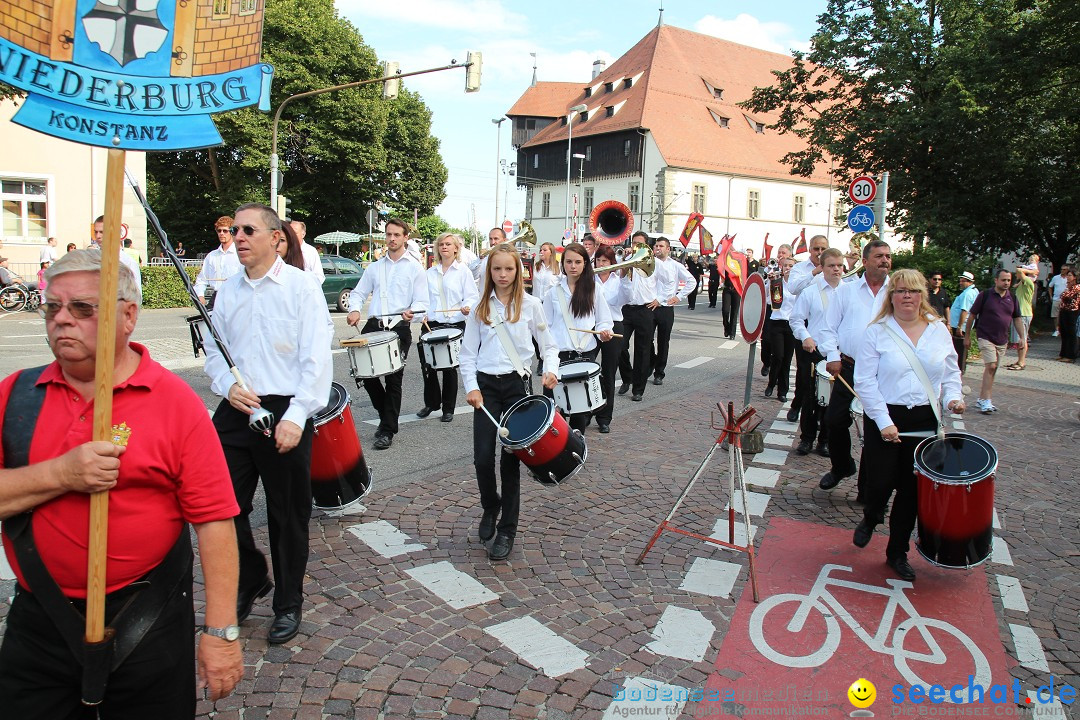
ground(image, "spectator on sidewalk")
xmin=1008 ymin=269 xmax=1034 ymax=370
xmin=1057 ymin=271 xmax=1079 ymax=363
xmin=1049 ymin=264 xmax=1070 ymax=336
xmin=926 ymin=270 xmax=950 ymax=327
xmin=964 ymin=269 xmax=1025 ymax=413
xmin=949 ymin=271 xmax=978 ymax=373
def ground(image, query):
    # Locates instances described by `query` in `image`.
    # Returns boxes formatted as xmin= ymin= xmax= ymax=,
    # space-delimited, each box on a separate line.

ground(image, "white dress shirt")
xmin=422 ymin=260 xmax=479 ymax=325
xmin=348 ymin=251 xmax=429 ymax=319
xmin=118 ymin=250 xmax=142 ymax=300
xmin=788 ymin=275 xmax=840 ymax=343
xmin=598 ymin=272 xmax=630 ymax=322
xmin=854 ymin=316 xmax=963 ymax=430
xmin=767 ymin=276 xmax=796 ymax=321
xmin=204 ymin=256 xmax=333 ymax=428
xmin=458 ymin=246 xmax=478 ymax=268
xmin=817 ymin=274 xmax=889 ymax=362
xmin=300 ymin=242 xmax=324 ymax=284
xmin=624 ymin=267 xmax=658 ymax=305
xmin=652 ymin=257 xmax=694 ymax=303
xmin=459 ymin=293 xmax=560 ymax=393
xmin=39 ymin=245 xmax=58 ymax=264
xmin=786 ymin=259 xmax=818 ymax=296
xmin=542 ymin=276 xmax=614 ymax=353
xmin=194 ymin=243 xmax=243 ymax=296
xmin=531 ymin=263 xmax=560 ymax=298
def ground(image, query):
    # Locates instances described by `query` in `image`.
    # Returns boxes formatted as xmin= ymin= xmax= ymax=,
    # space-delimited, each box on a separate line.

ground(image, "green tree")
xmin=742 ymin=0 xmax=1079 ymax=270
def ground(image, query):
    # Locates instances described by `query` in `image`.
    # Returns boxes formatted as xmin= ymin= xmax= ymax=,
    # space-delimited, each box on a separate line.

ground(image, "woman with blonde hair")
xmin=459 ymin=244 xmax=559 ymax=561
xmin=853 ymin=268 xmax=965 ymax=582
xmin=532 ymin=241 xmax=561 ymax=297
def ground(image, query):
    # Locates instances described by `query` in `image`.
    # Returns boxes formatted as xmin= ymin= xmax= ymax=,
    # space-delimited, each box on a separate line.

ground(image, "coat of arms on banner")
xmin=0 ymin=0 xmax=274 ymax=150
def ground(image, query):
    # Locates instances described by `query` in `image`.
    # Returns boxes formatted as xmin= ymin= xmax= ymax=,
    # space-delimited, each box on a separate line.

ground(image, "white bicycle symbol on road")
xmin=749 ymin=564 xmax=991 ymax=701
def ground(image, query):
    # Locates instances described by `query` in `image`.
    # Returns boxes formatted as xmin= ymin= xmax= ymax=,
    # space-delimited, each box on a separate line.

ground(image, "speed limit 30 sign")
xmin=848 ymin=175 xmax=877 ymax=205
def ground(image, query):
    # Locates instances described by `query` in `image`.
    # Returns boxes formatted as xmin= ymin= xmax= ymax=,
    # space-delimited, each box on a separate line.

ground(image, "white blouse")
xmin=854 ymin=316 xmax=963 ymax=430
xmin=422 ymin=260 xmax=479 ymax=325
xmin=597 ymin=272 xmax=631 ymax=322
xmin=532 ymin=263 xmax=560 ymax=298
xmin=459 ymin=292 xmax=560 ymax=393
xmin=542 ymin=276 xmax=614 ymax=353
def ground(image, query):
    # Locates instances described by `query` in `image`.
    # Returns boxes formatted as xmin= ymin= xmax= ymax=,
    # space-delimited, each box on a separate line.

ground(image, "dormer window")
xmin=584 ymin=87 xmax=592 ymax=97
xmin=580 ymin=110 xmax=590 ymax=121
xmin=624 ymin=72 xmax=642 ymax=89
xmin=604 ymin=81 xmax=614 ymax=93
xmin=709 ymin=109 xmax=729 ymax=128
xmin=744 ymin=114 xmax=765 ymax=133
xmin=606 ymin=100 xmax=626 ymax=118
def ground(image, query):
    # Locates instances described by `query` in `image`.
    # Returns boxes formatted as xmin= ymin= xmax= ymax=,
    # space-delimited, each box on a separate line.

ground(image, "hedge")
xmin=141 ymin=265 xmax=200 ymax=309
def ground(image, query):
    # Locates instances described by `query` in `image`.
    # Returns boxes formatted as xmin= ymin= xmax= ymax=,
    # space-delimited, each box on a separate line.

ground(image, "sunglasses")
xmin=229 ymin=225 xmax=276 ymax=237
xmin=40 ymin=300 xmax=99 ymax=319
xmin=216 ymin=228 xmax=231 ymax=234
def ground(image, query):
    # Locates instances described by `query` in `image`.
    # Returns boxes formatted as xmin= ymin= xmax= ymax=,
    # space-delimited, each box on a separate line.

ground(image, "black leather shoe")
xmin=887 ymin=555 xmax=916 ymax=581
xmin=764 ymin=384 xmax=775 ymax=397
xmin=478 ymin=509 xmax=498 ymax=542
xmin=631 ymin=394 xmax=643 ymax=402
xmin=853 ymin=519 xmax=875 ymax=548
xmin=819 ymin=472 xmax=841 ymax=490
xmin=416 ymin=406 xmax=435 ymax=418
xmin=489 ymin=533 xmax=514 ymax=561
xmin=598 ymin=423 xmax=610 ymax=433
xmin=760 ymin=364 xmax=771 ymax=377
xmin=618 ymin=383 xmax=630 ymax=395
xmin=778 ymin=393 xmax=788 ymax=403
xmin=815 ymin=442 xmax=830 ymax=457
xmin=652 ymin=377 xmax=663 ymax=386
xmin=440 ymin=412 xmax=454 ymax=422
xmin=237 ymin=577 xmax=273 ymax=623
xmin=373 ymin=433 xmax=392 ymax=450
xmin=786 ymin=407 xmax=800 ymax=422
xmin=796 ymin=440 xmax=813 ymax=456
xmin=268 ymin=611 xmax=301 ymax=644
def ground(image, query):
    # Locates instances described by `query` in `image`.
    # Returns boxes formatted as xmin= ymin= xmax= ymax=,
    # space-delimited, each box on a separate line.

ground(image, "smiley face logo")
xmin=848 ymin=678 xmax=876 ymax=709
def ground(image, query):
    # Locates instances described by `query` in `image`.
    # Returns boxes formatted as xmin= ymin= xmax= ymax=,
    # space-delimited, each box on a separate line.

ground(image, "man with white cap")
xmin=949 ymin=271 xmax=978 ymax=374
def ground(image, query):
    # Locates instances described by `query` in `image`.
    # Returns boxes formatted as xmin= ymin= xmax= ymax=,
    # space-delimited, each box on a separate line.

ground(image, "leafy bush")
xmin=141 ymin=266 xmax=200 ymax=309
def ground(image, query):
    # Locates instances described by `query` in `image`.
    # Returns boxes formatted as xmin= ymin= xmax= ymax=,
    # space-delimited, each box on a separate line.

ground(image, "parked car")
xmin=321 ymin=255 xmax=365 ymax=311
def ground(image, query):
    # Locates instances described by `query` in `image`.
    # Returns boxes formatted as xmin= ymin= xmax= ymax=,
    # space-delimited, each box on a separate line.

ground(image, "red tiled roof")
xmin=510 ymin=25 xmax=832 ymax=184
xmin=505 ymin=82 xmax=583 ymax=118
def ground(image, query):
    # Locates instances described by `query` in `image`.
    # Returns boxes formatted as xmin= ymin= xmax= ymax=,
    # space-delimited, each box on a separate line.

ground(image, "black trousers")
xmin=361 ymin=318 xmax=413 ymax=435
xmin=797 ymin=346 xmax=828 ymax=444
xmin=721 ymin=284 xmax=740 ymax=336
xmin=825 ymin=359 xmax=859 ymax=478
xmin=707 ymin=277 xmax=719 ymax=307
xmin=862 ymin=404 xmax=938 ymax=560
xmin=790 ymin=339 xmax=812 ymax=413
xmin=0 ymin=568 xmax=195 ymax=720
xmin=419 ymin=321 xmax=464 ymax=413
xmin=952 ymin=331 xmax=968 ymax=374
xmin=760 ymin=306 xmax=773 ymax=369
xmin=766 ymin=318 xmax=796 ymax=397
xmin=651 ymin=305 xmax=675 ymax=379
xmin=596 ymin=321 xmax=625 ymax=426
xmin=1060 ymin=308 xmax=1078 ymax=359
xmin=619 ymin=304 xmax=656 ymax=394
xmin=687 ymin=276 xmax=702 ymax=309
xmin=216 ymin=397 xmax=313 ymax=615
xmin=474 ymin=372 xmax=529 ymax=538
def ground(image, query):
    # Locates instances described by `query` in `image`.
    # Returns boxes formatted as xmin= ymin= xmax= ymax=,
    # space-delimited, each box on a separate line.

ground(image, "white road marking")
xmin=603 ymin=677 xmax=690 ymax=720
xmin=159 ymin=355 xmax=205 ymax=371
xmin=718 ymin=340 xmax=738 ymax=350
xmin=406 ymin=561 xmax=498 ymax=610
xmin=992 ymin=508 xmax=1001 ymax=530
xmin=645 ymin=605 xmax=714 ymax=662
xmin=319 ymin=503 xmax=369 ymax=519
xmin=770 ymin=420 xmax=799 ymax=433
xmin=675 ymin=356 xmax=713 ymax=369
xmin=744 ymin=467 xmax=780 ymax=488
xmin=949 ymin=413 xmax=963 ymax=419
xmin=1009 ymin=623 xmax=1050 ymax=672
xmin=953 ymin=420 xmax=966 ymax=430
xmin=991 ymin=536 xmax=1014 ymax=566
xmin=347 ymin=520 xmax=426 ymax=557
xmin=680 ymin=557 xmax=741 ymax=598
xmin=709 ymin=518 xmax=757 ymax=547
xmin=764 ymin=432 xmax=793 ymax=447
xmin=0 ymin=540 xmax=14 ymax=580
xmin=995 ymin=574 xmax=1029 ymax=612
xmin=724 ymin=489 xmax=771 ymax=517
xmin=750 ymin=448 xmax=788 ymax=466
xmin=1025 ymin=692 xmax=1067 ymax=719
xmin=485 ymin=616 xmax=589 ymax=677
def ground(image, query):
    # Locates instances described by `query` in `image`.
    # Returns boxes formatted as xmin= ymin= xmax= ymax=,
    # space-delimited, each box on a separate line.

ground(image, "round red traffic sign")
xmin=739 ymin=273 xmax=768 ymax=343
xmin=848 ymin=175 xmax=877 ymax=205
xmin=502 ymin=219 xmax=513 ymax=235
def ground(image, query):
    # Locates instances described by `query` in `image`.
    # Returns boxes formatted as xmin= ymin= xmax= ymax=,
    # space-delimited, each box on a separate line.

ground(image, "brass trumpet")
xmin=598 ymin=245 xmax=655 ymax=277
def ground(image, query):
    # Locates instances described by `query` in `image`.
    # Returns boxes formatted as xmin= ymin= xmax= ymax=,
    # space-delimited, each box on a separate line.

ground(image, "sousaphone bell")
xmin=589 ymin=200 xmax=634 ymax=245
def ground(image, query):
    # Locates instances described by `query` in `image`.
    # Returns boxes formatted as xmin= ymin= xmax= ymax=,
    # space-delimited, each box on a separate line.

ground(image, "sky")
xmin=335 ymin=0 xmax=828 ymax=233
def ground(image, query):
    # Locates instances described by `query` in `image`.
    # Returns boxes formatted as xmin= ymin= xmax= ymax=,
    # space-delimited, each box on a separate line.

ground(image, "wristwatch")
xmin=202 ymin=624 xmax=241 ymax=642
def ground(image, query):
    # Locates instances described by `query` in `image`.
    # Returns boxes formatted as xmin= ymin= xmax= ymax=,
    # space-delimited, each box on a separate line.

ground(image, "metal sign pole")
xmin=743 ymin=340 xmax=757 ymax=409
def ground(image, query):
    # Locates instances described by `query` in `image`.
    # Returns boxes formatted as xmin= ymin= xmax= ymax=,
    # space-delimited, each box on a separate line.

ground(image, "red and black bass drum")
xmin=499 ymin=395 xmax=586 ymax=485
xmin=310 ymin=382 xmax=372 ymax=510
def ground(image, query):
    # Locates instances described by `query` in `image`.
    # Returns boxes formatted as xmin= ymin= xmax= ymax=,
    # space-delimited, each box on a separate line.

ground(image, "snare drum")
xmin=310 ymin=382 xmax=372 ymax=510
xmin=343 ymin=331 xmax=403 ymax=379
xmin=815 ymin=361 xmax=833 ymax=407
xmin=499 ymin=395 xmax=587 ymax=485
xmin=914 ymin=432 xmax=996 ymax=569
xmin=553 ymin=361 xmax=604 ymax=414
xmin=186 ymin=313 xmax=211 ymax=357
xmin=419 ymin=327 xmax=463 ymax=370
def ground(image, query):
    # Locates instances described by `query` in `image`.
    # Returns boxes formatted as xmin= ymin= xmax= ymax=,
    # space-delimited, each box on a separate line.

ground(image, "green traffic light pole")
xmin=269 ymin=55 xmax=480 ymax=208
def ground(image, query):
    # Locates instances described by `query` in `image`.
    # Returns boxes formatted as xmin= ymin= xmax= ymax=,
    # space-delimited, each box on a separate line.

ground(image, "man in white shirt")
xmin=784 ymin=234 xmax=829 ymax=420
xmin=93 ymin=215 xmax=142 ymax=303
xmin=788 ymin=248 xmax=845 ymax=456
xmin=194 ymin=216 xmax=243 ymax=307
xmin=765 ymin=258 xmax=797 ymax=403
xmin=1049 ymin=264 xmax=1070 ymax=336
xmin=290 ymin=220 xmax=325 ymax=284
xmin=347 ymin=217 xmax=430 ymax=449
xmin=650 ymin=237 xmax=694 ymax=386
xmin=582 ymin=235 xmax=598 ymax=264
xmin=816 ymin=240 xmax=891 ymax=491
xmin=39 ymin=236 xmax=59 ymax=264
xmin=618 ymin=231 xmax=659 ymax=401
xmin=204 ymin=202 xmax=333 ymax=646
xmin=471 ymin=227 xmax=509 ymax=285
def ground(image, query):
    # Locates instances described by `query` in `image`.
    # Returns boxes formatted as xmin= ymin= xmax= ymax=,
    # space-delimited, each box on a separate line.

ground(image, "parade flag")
xmin=680 ymin=212 xmax=704 ymax=248
xmin=716 ymin=232 xmax=733 ymax=269
xmin=701 ymin=227 xmax=715 ymax=256
xmin=762 ymin=233 xmax=773 ymax=262
xmin=792 ymin=228 xmax=808 ymax=255
xmin=724 ymin=249 xmax=749 ymax=297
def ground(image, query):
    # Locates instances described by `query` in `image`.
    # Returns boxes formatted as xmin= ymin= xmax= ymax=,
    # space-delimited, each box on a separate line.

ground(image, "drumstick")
xmin=435 ymin=307 xmax=463 ymax=313
xmin=832 ymin=371 xmax=860 ymax=400
xmin=479 ymin=405 xmax=509 ymax=438
xmin=571 ymin=328 xmax=624 ymax=339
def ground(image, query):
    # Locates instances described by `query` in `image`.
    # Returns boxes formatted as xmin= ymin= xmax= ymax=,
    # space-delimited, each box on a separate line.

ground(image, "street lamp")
xmin=564 ymin=103 xmax=588 ymax=237
xmin=572 ymin=152 xmax=586 ymax=238
xmin=492 ymin=117 xmax=505 ymax=226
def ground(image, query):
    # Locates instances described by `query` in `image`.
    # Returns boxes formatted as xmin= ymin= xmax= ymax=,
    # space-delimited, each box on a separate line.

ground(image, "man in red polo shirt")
xmin=0 ymin=249 xmax=243 ymax=718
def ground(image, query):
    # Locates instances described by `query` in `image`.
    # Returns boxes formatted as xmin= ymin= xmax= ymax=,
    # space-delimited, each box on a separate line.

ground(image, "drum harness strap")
xmin=489 ymin=307 xmax=530 ymax=389
xmin=2 ymin=366 xmax=193 ymax=706
xmin=880 ymin=323 xmax=944 ymax=433
xmin=555 ymin=283 xmax=587 ymax=352
xmin=377 ymin=259 xmax=400 ymax=330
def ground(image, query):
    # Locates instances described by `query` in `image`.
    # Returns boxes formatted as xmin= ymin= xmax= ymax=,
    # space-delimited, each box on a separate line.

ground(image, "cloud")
xmin=694 ymin=13 xmax=811 ymax=55
xmin=337 ymin=0 xmax=528 ymax=35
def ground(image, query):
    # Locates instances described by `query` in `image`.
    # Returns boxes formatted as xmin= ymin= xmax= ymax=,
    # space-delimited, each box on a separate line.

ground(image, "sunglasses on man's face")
xmin=41 ymin=300 xmax=99 ymax=319
xmin=229 ymin=225 xmax=274 ymax=237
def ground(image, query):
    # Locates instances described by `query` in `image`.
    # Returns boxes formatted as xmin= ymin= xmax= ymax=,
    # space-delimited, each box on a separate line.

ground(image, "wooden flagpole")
xmin=85 ymin=147 xmax=125 ymax=643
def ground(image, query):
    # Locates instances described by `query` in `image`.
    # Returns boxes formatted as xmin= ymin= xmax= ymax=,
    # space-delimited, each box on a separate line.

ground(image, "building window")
xmin=584 ymin=87 xmax=592 ymax=98
xmin=526 ymin=118 xmax=536 ymax=130
xmin=238 ymin=0 xmax=257 ymax=15
xmin=212 ymin=0 xmax=231 ymax=19
xmin=623 ymin=77 xmax=633 ymax=89
xmin=755 ymin=122 xmax=765 ymax=134
xmin=708 ymin=109 xmax=729 ymax=128
xmin=834 ymin=198 xmax=848 ymax=225
xmin=585 ymin=145 xmax=592 ymax=161
xmin=605 ymin=81 xmax=614 ymax=93
xmin=747 ymin=190 xmax=760 ymax=219
xmin=793 ymin=194 xmax=805 ymax=223
xmin=1 ymin=178 xmax=48 ymax=239
xmin=628 ymin=183 xmax=640 ymax=214
xmin=542 ymin=192 xmax=551 ymax=218
xmin=714 ymin=87 xmax=723 ymax=99
xmin=692 ymin=184 xmax=707 ymax=214
xmin=584 ymin=188 xmax=594 ymax=216
xmin=623 ymin=139 xmax=631 ymax=157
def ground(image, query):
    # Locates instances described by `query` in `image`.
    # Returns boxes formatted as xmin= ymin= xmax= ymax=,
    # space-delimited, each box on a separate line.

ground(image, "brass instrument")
xmin=589 ymin=200 xmax=634 ymax=245
xmin=598 ymin=245 xmax=654 ymax=278
xmin=478 ymin=221 xmax=537 ymax=257
xmin=843 ymin=235 xmax=863 ymax=278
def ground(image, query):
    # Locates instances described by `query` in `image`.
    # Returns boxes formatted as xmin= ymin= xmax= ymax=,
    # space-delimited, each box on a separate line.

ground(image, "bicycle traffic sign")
xmin=848 ymin=175 xmax=877 ymax=205
xmin=847 ymin=205 xmax=876 ymax=233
